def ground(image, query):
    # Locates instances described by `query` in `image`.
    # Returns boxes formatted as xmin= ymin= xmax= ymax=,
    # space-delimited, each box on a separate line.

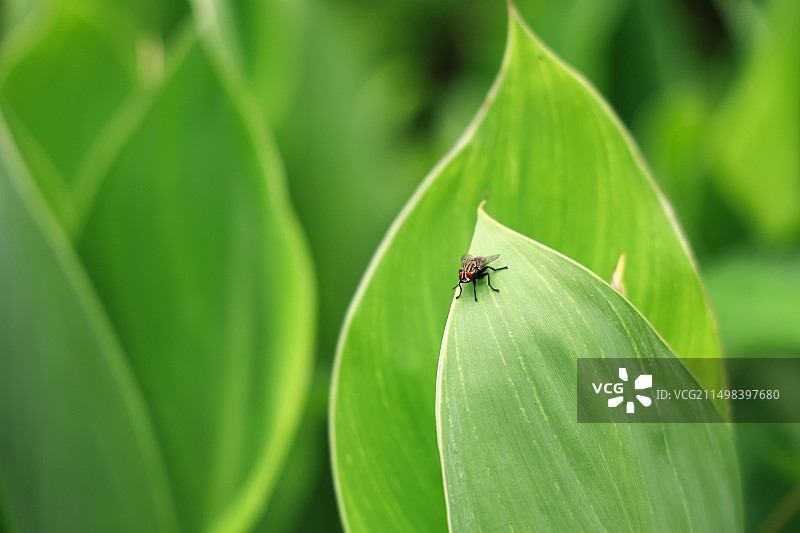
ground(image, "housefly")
xmin=453 ymin=253 xmax=508 ymax=302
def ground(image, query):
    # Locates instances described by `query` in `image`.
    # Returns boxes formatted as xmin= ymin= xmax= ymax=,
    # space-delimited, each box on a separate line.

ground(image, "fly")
xmin=453 ymin=253 xmax=508 ymax=302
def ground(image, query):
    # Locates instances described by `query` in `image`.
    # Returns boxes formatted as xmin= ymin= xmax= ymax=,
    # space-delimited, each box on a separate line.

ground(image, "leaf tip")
xmin=475 ymin=199 xmax=502 ymax=235
xmin=611 ymin=253 xmax=628 ymax=297
xmin=503 ymin=0 xmax=552 ymax=63
xmin=478 ymin=188 xmax=491 ymax=214
xmin=477 ymin=197 xmax=492 ymax=222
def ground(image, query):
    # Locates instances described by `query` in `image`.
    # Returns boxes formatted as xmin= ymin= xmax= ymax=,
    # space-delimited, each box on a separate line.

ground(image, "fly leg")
xmin=485 ymin=265 xmax=506 ymax=292
xmin=454 ymin=282 xmax=462 ymax=299
xmin=486 ymin=272 xmax=500 ymax=292
xmin=472 ymin=279 xmax=478 ymax=301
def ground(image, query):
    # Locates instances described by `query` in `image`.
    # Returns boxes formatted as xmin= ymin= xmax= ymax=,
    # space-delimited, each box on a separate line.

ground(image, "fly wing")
xmin=460 ymin=253 xmax=474 ymax=268
xmin=475 ymin=253 xmax=500 ymax=269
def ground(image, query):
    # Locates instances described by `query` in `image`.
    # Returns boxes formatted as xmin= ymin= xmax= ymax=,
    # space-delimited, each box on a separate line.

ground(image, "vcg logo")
xmin=592 ymin=367 xmax=653 ymax=413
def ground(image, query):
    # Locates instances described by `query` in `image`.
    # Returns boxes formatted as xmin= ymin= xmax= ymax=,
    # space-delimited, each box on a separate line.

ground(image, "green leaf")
xmin=706 ymin=253 xmax=800 ymax=356
xmin=705 ymin=253 xmax=800 ymax=531
xmin=710 ymin=0 xmax=800 ymax=244
xmin=0 ymin=19 xmax=315 ymax=533
xmin=276 ymin=1 xmax=428 ymax=361
xmin=331 ymin=6 xmax=725 ymax=531
xmin=256 ymin=377 xmax=330 ymax=533
xmin=1 ymin=0 xmax=43 ymax=37
xmin=0 ymin=113 xmax=179 ymax=533
xmin=191 ymin=0 xmax=306 ymax=128
xmin=515 ymin=0 xmax=629 ymax=92
xmin=73 ymin=37 xmax=315 ymax=533
xmin=634 ymin=85 xmax=713 ymax=248
xmin=437 ymin=207 xmax=741 ymax=531
xmin=0 ymin=1 xmax=139 ymax=235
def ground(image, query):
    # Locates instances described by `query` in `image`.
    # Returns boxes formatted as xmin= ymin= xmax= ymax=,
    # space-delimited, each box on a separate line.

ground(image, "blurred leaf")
xmin=276 ymin=1 xmax=426 ymax=361
xmin=607 ymin=1 xmax=701 ymax=122
xmin=706 ymin=253 xmax=800 ymax=355
xmin=515 ymin=0 xmax=629 ymax=92
xmin=706 ymin=253 xmax=800 ymax=531
xmin=713 ymin=0 xmax=763 ymax=46
xmin=255 ymin=375 xmax=336 ymax=533
xmin=192 ymin=0 xmax=305 ymax=128
xmin=270 ymin=4 xmax=432 ymax=528
xmin=437 ymin=207 xmax=741 ymax=530
xmin=735 ymin=423 xmax=800 ymax=532
xmin=331 ymin=7 xmax=725 ymax=532
xmin=433 ymin=0 xmax=630 ymax=159
xmin=255 ymin=412 xmax=323 ymax=533
xmin=0 ymin=114 xmax=179 ymax=533
xmin=0 ymin=478 xmax=7 ymax=533
xmin=634 ymin=85 xmax=712 ymax=242
xmin=0 ymin=1 xmax=139 ymax=235
xmin=125 ymin=0 xmax=190 ymax=39
xmin=199 ymin=2 xmax=432 ymax=527
xmin=710 ymin=0 xmax=800 ymax=244
xmin=2 ymin=0 xmax=190 ymax=41
xmin=1 ymin=0 xmax=41 ymax=36
xmin=73 ymin=36 xmax=315 ymax=533
xmin=1 ymin=10 xmax=315 ymax=532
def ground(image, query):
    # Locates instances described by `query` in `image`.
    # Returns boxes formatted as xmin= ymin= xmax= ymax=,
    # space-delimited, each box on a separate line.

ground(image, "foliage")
xmin=0 ymin=2 xmax=313 ymax=532
xmin=330 ymin=8 xmax=734 ymax=531
xmin=0 ymin=0 xmax=796 ymax=531
xmin=437 ymin=207 xmax=740 ymax=531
